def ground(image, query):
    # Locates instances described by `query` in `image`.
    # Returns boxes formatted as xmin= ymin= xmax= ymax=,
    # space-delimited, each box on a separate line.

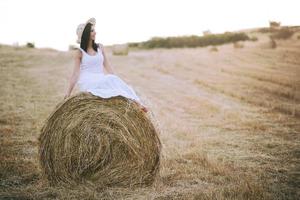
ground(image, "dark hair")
xmin=80 ymin=22 xmax=98 ymax=52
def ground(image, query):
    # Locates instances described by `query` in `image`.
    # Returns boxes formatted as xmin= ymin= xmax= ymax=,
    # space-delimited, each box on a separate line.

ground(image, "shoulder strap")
xmin=78 ymin=47 xmax=87 ymax=56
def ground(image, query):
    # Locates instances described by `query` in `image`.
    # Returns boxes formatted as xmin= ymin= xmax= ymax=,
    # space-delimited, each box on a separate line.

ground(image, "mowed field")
xmin=0 ymin=29 xmax=299 ymax=199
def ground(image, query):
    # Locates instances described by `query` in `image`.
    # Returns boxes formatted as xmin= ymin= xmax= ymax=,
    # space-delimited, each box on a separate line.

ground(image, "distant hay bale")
xmin=38 ymin=91 xmax=162 ymax=188
xmin=233 ymin=41 xmax=244 ymax=49
xmin=112 ymin=44 xmax=129 ymax=56
xmin=68 ymin=44 xmax=78 ymax=51
xmin=269 ymin=21 xmax=281 ymax=29
xmin=209 ymin=46 xmax=218 ymax=52
xmin=250 ymin=36 xmax=258 ymax=42
xmin=203 ymin=30 xmax=212 ymax=36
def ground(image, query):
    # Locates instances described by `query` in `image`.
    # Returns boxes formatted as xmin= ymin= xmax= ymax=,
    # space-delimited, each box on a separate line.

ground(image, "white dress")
xmin=77 ymin=46 xmax=145 ymax=106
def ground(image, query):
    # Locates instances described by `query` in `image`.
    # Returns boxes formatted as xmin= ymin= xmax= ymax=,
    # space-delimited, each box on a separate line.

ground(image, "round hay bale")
xmin=38 ymin=91 xmax=162 ymax=188
xmin=233 ymin=41 xmax=244 ymax=49
xmin=112 ymin=44 xmax=129 ymax=56
xmin=209 ymin=46 xmax=218 ymax=52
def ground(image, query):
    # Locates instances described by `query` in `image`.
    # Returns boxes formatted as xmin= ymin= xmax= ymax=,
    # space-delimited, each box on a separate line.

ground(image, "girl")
xmin=64 ymin=17 xmax=148 ymax=112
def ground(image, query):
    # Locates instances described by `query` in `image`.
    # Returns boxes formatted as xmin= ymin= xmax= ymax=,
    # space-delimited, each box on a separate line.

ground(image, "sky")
xmin=0 ymin=0 xmax=299 ymax=51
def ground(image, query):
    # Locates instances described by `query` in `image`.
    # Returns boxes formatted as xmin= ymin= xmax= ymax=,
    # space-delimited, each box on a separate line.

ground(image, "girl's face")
xmin=90 ymin=25 xmax=96 ymax=40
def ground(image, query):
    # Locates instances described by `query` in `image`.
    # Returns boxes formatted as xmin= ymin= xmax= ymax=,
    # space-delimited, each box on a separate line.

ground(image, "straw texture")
xmin=38 ymin=92 xmax=161 ymax=188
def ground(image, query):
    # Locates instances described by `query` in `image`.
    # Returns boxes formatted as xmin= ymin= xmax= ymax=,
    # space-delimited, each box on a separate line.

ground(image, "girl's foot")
xmin=141 ymin=105 xmax=148 ymax=113
xmin=133 ymin=100 xmax=148 ymax=113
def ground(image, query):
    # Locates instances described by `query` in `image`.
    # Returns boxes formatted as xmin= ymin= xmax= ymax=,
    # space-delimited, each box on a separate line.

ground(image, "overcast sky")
xmin=0 ymin=0 xmax=299 ymax=51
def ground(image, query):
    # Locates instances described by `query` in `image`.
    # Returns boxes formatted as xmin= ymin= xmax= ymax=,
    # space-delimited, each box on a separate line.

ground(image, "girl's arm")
xmin=64 ymin=49 xmax=81 ymax=98
xmin=99 ymin=43 xmax=116 ymax=74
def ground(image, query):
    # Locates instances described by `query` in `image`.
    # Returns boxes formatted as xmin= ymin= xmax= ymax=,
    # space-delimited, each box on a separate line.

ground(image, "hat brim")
xmin=77 ymin=17 xmax=96 ymax=44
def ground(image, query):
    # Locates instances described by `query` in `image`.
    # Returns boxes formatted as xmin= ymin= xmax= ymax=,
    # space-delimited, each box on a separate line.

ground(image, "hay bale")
xmin=233 ymin=41 xmax=244 ymax=48
xmin=209 ymin=46 xmax=218 ymax=52
xmin=38 ymin=91 xmax=161 ymax=188
xmin=250 ymin=36 xmax=258 ymax=41
xmin=112 ymin=44 xmax=129 ymax=56
xmin=68 ymin=44 xmax=78 ymax=51
xmin=203 ymin=30 xmax=212 ymax=36
xmin=269 ymin=21 xmax=281 ymax=29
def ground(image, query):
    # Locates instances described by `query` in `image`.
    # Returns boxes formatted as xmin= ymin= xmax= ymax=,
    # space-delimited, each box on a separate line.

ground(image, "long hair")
xmin=80 ymin=23 xmax=98 ymax=52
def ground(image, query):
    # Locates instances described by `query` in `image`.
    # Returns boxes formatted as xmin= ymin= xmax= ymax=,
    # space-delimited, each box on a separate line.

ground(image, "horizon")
xmin=0 ymin=0 xmax=299 ymax=51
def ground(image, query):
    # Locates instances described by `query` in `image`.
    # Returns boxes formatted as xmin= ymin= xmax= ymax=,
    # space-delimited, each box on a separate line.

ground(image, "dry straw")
xmin=38 ymin=91 xmax=162 ymax=188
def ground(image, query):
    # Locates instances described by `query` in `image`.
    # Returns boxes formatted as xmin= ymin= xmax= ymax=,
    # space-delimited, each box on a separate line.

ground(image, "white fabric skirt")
xmin=77 ymin=72 xmax=144 ymax=106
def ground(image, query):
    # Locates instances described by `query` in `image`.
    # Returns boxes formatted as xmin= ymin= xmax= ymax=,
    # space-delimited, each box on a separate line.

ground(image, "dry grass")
xmin=270 ymin=27 xmax=295 ymax=40
xmin=1 ymin=27 xmax=300 ymax=199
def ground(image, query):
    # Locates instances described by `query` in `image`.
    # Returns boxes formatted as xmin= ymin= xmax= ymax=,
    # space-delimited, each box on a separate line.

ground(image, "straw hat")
xmin=76 ymin=17 xmax=96 ymax=44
